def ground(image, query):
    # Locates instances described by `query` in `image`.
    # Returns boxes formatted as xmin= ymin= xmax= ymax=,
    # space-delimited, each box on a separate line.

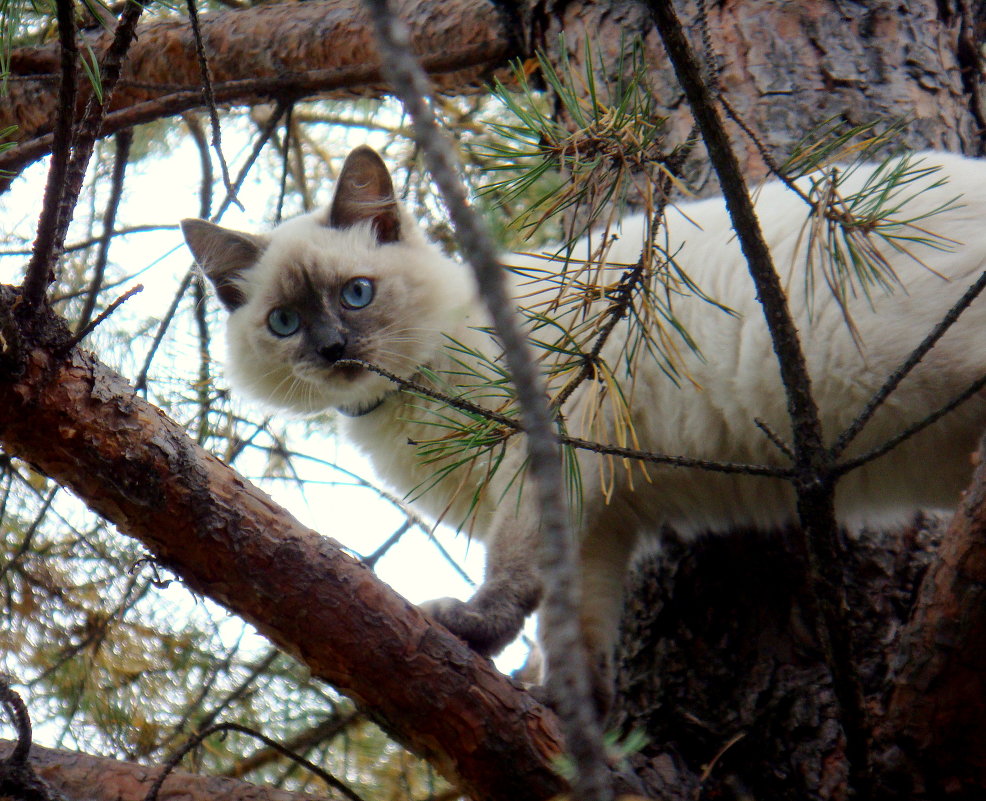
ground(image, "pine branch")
xmin=646 ymin=1 xmax=870 ymax=793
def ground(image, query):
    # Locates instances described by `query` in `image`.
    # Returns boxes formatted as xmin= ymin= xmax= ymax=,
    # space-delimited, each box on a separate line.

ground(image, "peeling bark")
xmin=0 ymin=295 xmax=565 ymax=801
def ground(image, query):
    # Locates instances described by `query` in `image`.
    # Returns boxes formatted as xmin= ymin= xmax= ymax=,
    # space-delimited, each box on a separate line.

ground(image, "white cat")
xmin=181 ymin=146 xmax=986 ymax=714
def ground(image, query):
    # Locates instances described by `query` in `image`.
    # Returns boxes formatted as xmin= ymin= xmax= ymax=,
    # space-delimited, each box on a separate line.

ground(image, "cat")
xmin=181 ymin=145 xmax=986 ymax=716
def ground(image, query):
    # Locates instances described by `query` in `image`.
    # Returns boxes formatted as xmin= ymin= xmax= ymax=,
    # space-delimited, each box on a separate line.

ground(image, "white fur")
xmin=213 ymin=151 xmax=986 ymax=683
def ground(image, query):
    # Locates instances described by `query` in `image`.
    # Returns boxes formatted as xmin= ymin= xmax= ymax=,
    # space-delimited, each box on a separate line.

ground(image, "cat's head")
xmin=181 ymin=146 xmax=475 ymax=417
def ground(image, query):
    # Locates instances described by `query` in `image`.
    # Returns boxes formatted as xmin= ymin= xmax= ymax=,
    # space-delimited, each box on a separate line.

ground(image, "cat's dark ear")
xmin=180 ymin=219 xmax=267 ymax=310
xmin=328 ymin=146 xmax=401 ymax=244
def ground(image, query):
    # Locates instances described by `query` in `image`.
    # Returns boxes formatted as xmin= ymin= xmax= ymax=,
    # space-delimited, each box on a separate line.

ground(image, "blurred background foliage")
xmin=0 ymin=4 xmax=570 ymax=797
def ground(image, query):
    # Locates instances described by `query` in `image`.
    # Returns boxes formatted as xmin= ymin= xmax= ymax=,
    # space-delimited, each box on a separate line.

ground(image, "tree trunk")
xmin=528 ymin=0 xmax=986 ymax=201
xmin=511 ymin=0 xmax=986 ymax=797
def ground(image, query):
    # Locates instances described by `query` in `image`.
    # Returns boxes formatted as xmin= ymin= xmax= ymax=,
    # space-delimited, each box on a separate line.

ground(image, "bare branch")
xmin=185 ymin=0 xmax=240 ymax=210
xmin=361 ymin=2 xmax=611 ymax=799
xmin=75 ymin=130 xmax=133 ymax=334
xmin=61 ymin=283 xmax=143 ymax=351
xmin=21 ymin=0 xmax=78 ymax=314
xmin=832 ymin=269 xmax=986 ymax=458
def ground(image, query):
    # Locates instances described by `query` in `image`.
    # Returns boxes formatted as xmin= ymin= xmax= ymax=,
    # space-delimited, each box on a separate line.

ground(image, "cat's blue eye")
xmin=267 ymin=307 xmax=301 ymax=337
xmin=340 ymin=277 xmax=374 ymax=310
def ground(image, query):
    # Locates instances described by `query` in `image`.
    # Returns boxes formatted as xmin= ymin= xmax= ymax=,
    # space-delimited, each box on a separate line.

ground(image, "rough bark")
xmin=0 ymin=740 xmax=328 ymax=801
xmin=527 ymin=0 xmax=986 ymax=201
xmin=0 ymin=293 xmax=566 ymax=801
xmin=0 ymin=0 xmax=519 ymax=182
xmin=879 ymin=453 xmax=986 ymax=792
xmin=611 ymin=519 xmax=944 ymax=800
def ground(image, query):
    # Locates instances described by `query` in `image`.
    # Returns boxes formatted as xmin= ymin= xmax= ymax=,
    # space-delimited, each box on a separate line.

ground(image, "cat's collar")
xmin=336 ymin=391 xmax=397 ymax=419
xmin=336 ymin=397 xmax=387 ymax=418
xmin=336 ymin=367 xmax=428 ymax=418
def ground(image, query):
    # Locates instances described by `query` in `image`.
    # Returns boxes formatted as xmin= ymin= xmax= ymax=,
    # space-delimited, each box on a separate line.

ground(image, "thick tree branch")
xmin=0 ymin=739 xmax=329 ymax=801
xmin=0 ymin=291 xmax=566 ymax=801
xmin=0 ymin=0 xmax=519 ymax=184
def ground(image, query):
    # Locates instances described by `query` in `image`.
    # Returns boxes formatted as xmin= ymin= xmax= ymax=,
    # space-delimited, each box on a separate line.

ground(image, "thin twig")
xmin=223 ymin=711 xmax=361 ymax=779
xmin=215 ymin=100 xmax=291 ymax=220
xmin=21 ymin=0 xmax=78 ymax=313
xmin=135 ymin=271 xmax=193 ymax=393
xmin=831 ymin=269 xmax=986 ymax=458
xmin=185 ymin=0 xmax=241 ymax=209
xmin=364 ymin=519 xmax=414 ymax=568
xmin=338 ymin=359 xmax=518 ymax=428
xmin=718 ymin=94 xmax=812 ymax=204
xmin=188 ymin=113 xmax=215 ymax=445
xmin=146 ymin=722 xmax=366 ymax=801
xmin=0 ymin=225 xmax=179 ymax=258
xmin=191 ymin=652 xmax=280 ymax=735
xmin=159 ymin=639 xmax=248 ymax=752
xmin=559 ymin=433 xmax=791 ymax=478
xmin=61 ymin=284 xmax=143 ymax=352
xmin=362 ymin=2 xmax=612 ymax=799
xmin=0 ymin=487 xmax=58 ymax=584
xmin=343 ymin=359 xmax=792 ymax=478
xmin=136 ymin=103 xmax=289 ymax=392
xmin=754 ymin=417 xmax=794 ymax=460
xmin=275 ymin=104 xmax=294 ymax=223
xmin=76 ymin=129 xmax=133 ymax=334
xmin=834 ymin=371 xmax=986 ymax=478
xmin=184 ymin=114 xmax=214 ymax=220
xmin=50 ymin=0 xmax=147 ymax=259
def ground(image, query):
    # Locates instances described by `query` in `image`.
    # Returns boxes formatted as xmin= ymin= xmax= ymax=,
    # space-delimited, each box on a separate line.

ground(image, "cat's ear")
xmin=328 ymin=146 xmax=401 ymax=244
xmin=180 ymin=219 xmax=267 ymax=310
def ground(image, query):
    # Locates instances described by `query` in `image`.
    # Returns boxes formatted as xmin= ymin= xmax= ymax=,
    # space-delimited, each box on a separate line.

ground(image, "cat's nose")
xmin=318 ymin=334 xmax=348 ymax=364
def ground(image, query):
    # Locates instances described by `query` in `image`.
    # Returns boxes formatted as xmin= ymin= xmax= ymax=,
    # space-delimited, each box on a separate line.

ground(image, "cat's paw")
xmin=420 ymin=596 xmax=523 ymax=657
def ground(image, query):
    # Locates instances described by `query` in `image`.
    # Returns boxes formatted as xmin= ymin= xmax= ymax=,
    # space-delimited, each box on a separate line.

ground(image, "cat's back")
xmin=564 ymin=151 xmax=986 ymax=533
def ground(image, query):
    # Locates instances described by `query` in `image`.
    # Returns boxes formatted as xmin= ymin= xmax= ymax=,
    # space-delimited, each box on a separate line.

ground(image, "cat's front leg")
xmin=574 ymin=520 xmax=638 ymax=720
xmin=421 ymin=504 xmax=542 ymax=657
